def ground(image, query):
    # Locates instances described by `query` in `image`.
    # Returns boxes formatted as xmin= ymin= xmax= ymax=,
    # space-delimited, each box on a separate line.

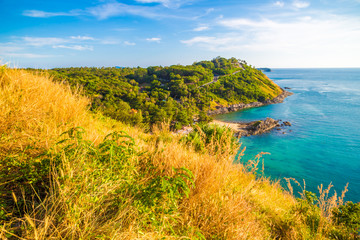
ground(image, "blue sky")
xmin=1 ymin=0 xmax=360 ymax=68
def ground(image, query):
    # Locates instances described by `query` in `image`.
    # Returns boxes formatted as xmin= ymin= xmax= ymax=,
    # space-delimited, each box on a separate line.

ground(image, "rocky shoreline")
xmin=208 ymin=90 xmax=293 ymax=115
xmin=211 ymin=118 xmax=292 ymax=137
xmin=177 ymin=90 xmax=294 ymax=137
xmin=209 ymin=90 xmax=294 ymax=137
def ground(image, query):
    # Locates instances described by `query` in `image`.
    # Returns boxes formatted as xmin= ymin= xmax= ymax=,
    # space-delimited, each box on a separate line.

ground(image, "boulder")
xmin=247 ymin=117 xmax=279 ymax=135
xmin=283 ymin=121 xmax=292 ymax=126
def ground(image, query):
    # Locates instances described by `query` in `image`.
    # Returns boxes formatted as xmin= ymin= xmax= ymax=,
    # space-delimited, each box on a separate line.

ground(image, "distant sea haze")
xmin=215 ymin=68 xmax=360 ymax=202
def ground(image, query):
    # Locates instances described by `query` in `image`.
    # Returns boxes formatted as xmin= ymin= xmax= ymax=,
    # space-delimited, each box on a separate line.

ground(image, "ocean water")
xmin=215 ymin=68 xmax=360 ymax=202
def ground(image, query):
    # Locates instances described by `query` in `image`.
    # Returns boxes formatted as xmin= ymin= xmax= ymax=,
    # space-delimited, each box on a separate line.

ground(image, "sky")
xmin=1 ymin=0 xmax=360 ymax=68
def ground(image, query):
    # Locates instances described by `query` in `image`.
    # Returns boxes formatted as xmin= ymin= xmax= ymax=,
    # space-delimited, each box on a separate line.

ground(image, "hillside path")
xmin=198 ymin=70 xmax=241 ymax=88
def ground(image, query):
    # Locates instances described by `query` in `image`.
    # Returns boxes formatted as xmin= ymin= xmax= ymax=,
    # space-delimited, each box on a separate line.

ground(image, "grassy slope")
xmin=0 ymin=67 xmax=351 ymax=239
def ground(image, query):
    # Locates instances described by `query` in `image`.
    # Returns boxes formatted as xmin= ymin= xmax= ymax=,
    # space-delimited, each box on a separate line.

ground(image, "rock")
xmin=247 ymin=117 xmax=279 ymax=135
xmin=283 ymin=121 xmax=291 ymax=126
xmin=284 ymin=87 xmax=292 ymax=89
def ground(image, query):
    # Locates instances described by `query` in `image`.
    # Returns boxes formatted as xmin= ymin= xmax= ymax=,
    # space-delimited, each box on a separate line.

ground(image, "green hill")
xmin=42 ymin=57 xmax=282 ymax=130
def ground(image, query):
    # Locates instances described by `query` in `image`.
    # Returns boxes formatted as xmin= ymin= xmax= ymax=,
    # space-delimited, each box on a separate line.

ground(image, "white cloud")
xmin=0 ymin=43 xmax=53 ymax=59
xmin=135 ymin=0 xmax=192 ymax=8
xmin=101 ymin=39 xmax=121 ymax=45
xmin=21 ymin=36 xmax=96 ymax=49
xmin=23 ymin=10 xmax=80 ymax=18
xmin=193 ymin=26 xmax=209 ymax=31
xmin=292 ymin=0 xmax=310 ymax=8
xmin=181 ymin=36 xmax=244 ymax=51
xmin=87 ymin=2 xmax=126 ymax=20
xmin=5 ymin=53 xmax=55 ymax=58
xmin=274 ymin=1 xmax=285 ymax=7
xmin=219 ymin=18 xmax=276 ymax=29
xmin=146 ymin=37 xmax=161 ymax=43
xmin=205 ymin=8 xmax=215 ymax=14
xmin=23 ymin=2 xmax=160 ymax=20
xmin=181 ymin=36 xmax=219 ymax=46
xmin=23 ymin=37 xmax=67 ymax=46
xmin=299 ymin=16 xmax=312 ymax=21
xmin=23 ymin=1 xmax=199 ymax=20
xmin=22 ymin=36 xmax=95 ymax=48
xmin=0 ymin=36 xmax=93 ymax=63
xmin=70 ymin=36 xmax=95 ymax=41
xmin=52 ymin=45 xmax=93 ymax=51
xmin=136 ymin=0 xmax=172 ymax=7
xmin=1 ymin=36 xmax=112 ymax=52
xmin=23 ymin=10 xmax=64 ymax=17
xmin=0 ymin=45 xmax=23 ymax=53
xmin=124 ymin=41 xmax=136 ymax=46
xmin=87 ymin=2 xmax=159 ymax=20
xmin=182 ymin=14 xmax=360 ymax=67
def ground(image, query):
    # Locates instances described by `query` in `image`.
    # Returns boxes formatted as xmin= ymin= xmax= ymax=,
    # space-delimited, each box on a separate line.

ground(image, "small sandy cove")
xmin=210 ymin=120 xmax=250 ymax=135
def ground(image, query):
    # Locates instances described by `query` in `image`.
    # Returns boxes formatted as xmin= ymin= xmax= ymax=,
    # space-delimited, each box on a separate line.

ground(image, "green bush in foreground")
xmin=0 ymin=127 xmax=195 ymax=239
xmin=181 ymin=124 xmax=239 ymax=156
xmin=332 ymin=201 xmax=360 ymax=239
xmin=285 ymin=179 xmax=360 ymax=240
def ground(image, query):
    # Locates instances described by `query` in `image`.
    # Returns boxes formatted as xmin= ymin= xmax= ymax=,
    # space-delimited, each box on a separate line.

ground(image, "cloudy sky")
xmin=1 ymin=0 xmax=360 ymax=68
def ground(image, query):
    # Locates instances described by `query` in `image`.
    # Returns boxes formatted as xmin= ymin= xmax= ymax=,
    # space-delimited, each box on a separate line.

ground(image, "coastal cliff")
xmin=208 ymin=90 xmax=293 ymax=115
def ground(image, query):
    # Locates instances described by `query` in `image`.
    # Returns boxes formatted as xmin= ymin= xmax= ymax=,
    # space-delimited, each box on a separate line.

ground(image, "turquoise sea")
xmin=215 ymin=69 xmax=360 ymax=202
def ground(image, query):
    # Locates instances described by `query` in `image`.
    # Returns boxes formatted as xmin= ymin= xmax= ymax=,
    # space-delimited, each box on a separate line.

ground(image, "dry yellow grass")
xmin=145 ymin=128 xmax=300 ymax=239
xmin=0 ymin=67 xmax=348 ymax=239
xmin=1 ymin=67 xmax=88 ymax=152
xmin=0 ymin=67 xmax=146 ymax=154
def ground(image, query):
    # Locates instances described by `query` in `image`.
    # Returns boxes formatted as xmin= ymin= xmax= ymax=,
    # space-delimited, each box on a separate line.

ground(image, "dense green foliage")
xmin=181 ymin=124 xmax=239 ymax=155
xmin=0 ymin=128 xmax=195 ymax=238
xmin=332 ymin=201 xmax=360 ymax=238
xmin=289 ymin=189 xmax=360 ymax=239
xmin=43 ymin=57 xmax=281 ymax=130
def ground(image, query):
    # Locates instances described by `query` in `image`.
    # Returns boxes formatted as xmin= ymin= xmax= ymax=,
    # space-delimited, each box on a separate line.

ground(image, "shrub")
xmin=181 ymin=123 xmax=239 ymax=156
xmin=332 ymin=202 xmax=360 ymax=238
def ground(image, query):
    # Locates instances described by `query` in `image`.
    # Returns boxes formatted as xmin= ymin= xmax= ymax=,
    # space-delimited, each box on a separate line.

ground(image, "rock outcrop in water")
xmin=211 ymin=118 xmax=291 ymax=137
xmin=283 ymin=121 xmax=291 ymax=126
xmin=233 ymin=118 xmax=284 ymax=137
xmin=245 ymin=118 xmax=280 ymax=136
xmin=208 ymin=90 xmax=293 ymax=116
